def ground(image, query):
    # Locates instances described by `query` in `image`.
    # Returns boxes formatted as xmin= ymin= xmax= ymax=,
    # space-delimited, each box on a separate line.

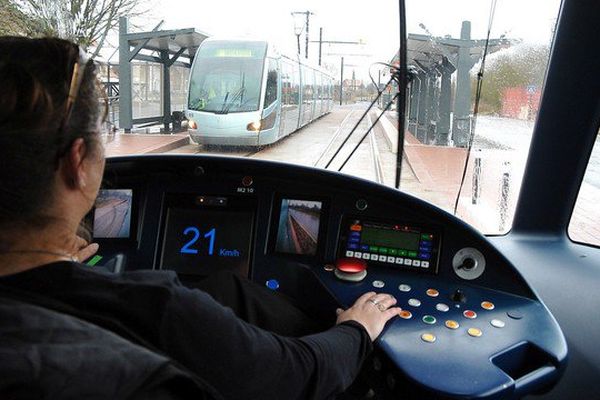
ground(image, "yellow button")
xmin=468 ymin=328 xmax=483 ymax=337
xmin=399 ymin=310 xmax=413 ymax=319
xmin=421 ymin=333 xmax=436 ymax=343
xmin=481 ymin=301 xmax=495 ymax=310
xmin=426 ymin=288 xmax=439 ymax=297
xmin=445 ymin=320 xmax=460 ymax=330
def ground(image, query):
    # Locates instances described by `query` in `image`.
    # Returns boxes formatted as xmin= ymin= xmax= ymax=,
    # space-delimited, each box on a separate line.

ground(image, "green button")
xmin=398 ymin=249 xmax=408 ymax=256
xmin=408 ymin=251 xmax=418 ymax=258
xmin=389 ymin=248 xmax=398 ymax=256
xmin=86 ymin=255 xmax=103 ymax=266
xmin=421 ymin=234 xmax=432 ymax=240
xmin=379 ymin=247 xmax=388 ymax=254
xmin=369 ymin=246 xmax=379 ymax=252
xmin=422 ymin=315 xmax=437 ymax=325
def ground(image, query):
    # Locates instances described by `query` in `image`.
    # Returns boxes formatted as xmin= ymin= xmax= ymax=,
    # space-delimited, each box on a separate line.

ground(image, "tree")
xmin=0 ymin=0 xmax=33 ymax=35
xmin=474 ymin=44 xmax=550 ymax=114
xmin=15 ymin=0 xmax=147 ymax=58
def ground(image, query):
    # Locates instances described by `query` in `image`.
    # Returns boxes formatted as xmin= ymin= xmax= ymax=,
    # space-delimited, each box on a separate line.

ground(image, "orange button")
xmin=481 ymin=301 xmax=495 ymax=310
xmin=445 ymin=320 xmax=460 ymax=330
xmin=421 ymin=333 xmax=436 ymax=343
xmin=463 ymin=310 xmax=477 ymax=319
xmin=350 ymin=224 xmax=362 ymax=231
xmin=426 ymin=288 xmax=439 ymax=297
xmin=468 ymin=328 xmax=483 ymax=337
xmin=399 ymin=310 xmax=413 ymax=319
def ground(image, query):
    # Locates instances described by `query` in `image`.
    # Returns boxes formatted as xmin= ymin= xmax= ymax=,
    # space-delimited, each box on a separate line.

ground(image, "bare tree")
xmin=16 ymin=0 xmax=148 ymax=58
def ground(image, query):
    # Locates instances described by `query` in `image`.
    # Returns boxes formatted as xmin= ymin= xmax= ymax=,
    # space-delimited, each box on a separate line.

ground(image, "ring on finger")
xmin=377 ymin=303 xmax=386 ymax=312
xmin=367 ymin=298 xmax=379 ymax=306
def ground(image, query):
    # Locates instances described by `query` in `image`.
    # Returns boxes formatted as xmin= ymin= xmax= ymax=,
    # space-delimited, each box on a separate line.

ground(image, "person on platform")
xmin=0 ymin=37 xmax=401 ymax=399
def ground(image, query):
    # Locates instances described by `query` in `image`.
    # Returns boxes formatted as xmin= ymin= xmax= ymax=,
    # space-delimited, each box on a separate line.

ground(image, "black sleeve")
xmin=159 ymin=283 xmax=372 ymax=400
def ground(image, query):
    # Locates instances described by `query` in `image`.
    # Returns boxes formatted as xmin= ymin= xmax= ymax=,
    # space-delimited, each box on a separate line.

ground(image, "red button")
xmin=336 ymin=257 xmax=367 ymax=274
xmin=463 ymin=310 xmax=477 ymax=319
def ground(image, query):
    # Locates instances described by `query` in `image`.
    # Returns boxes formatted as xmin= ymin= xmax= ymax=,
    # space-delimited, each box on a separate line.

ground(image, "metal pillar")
xmin=426 ymin=73 xmax=439 ymax=144
xmin=437 ymin=57 xmax=454 ymax=145
xmin=453 ymin=21 xmax=473 ymax=147
xmin=161 ymin=51 xmax=171 ymax=132
xmin=417 ymin=73 xmax=429 ymax=142
xmin=119 ymin=17 xmax=133 ymax=132
xmin=340 ymin=57 xmax=344 ymax=105
xmin=409 ymin=78 xmax=419 ymax=132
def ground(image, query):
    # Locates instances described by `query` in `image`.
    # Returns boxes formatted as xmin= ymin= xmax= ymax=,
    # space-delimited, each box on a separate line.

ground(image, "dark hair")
xmin=0 ymin=37 xmax=103 ymax=230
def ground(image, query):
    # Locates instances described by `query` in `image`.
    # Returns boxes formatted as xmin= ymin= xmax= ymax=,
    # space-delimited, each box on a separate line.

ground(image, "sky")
xmin=106 ymin=0 xmax=561 ymax=81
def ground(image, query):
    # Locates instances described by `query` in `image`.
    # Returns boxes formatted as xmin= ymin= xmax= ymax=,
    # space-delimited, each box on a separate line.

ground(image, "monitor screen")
xmin=275 ymin=199 xmax=323 ymax=256
xmin=340 ymin=218 xmax=441 ymax=272
xmin=93 ymin=189 xmax=133 ymax=239
xmin=160 ymin=207 xmax=253 ymax=275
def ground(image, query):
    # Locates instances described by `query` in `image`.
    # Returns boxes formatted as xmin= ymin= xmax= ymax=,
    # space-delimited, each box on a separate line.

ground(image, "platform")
xmin=102 ymin=133 xmax=189 ymax=157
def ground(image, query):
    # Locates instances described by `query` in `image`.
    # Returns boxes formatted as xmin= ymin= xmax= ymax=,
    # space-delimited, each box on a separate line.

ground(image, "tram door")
xmin=280 ymin=59 xmax=301 ymax=136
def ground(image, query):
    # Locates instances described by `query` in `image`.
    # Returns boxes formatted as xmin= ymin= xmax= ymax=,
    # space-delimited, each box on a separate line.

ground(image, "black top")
xmin=0 ymin=262 xmax=372 ymax=399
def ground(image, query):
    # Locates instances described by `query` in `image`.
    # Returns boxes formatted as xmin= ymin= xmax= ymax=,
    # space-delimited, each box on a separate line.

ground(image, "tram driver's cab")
xmin=2 ymin=0 xmax=600 ymax=399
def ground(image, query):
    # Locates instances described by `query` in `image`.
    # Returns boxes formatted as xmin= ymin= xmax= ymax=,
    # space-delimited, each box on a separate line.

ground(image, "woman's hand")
xmin=74 ymin=235 xmax=99 ymax=262
xmin=336 ymin=291 xmax=402 ymax=341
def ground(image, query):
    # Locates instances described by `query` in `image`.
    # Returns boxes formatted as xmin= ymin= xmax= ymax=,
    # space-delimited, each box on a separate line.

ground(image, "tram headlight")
xmin=188 ymin=119 xmax=198 ymax=130
xmin=247 ymin=120 xmax=262 ymax=132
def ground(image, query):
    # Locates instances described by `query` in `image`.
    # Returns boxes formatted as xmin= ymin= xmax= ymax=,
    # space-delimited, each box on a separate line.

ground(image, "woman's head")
xmin=0 ymin=37 xmax=105 ymax=234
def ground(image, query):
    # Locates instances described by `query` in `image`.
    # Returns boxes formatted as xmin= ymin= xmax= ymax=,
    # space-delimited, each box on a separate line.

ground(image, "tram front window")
xmin=188 ymin=41 xmax=266 ymax=113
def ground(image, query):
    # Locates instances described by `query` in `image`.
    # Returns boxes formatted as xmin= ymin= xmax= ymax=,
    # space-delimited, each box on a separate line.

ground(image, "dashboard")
xmin=90 ymin=154 xmax=567 ymax=399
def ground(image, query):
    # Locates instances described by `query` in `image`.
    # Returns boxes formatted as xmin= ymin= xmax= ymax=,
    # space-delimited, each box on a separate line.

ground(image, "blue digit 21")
xmin=180 ymin=226 xmax=216 ymax=255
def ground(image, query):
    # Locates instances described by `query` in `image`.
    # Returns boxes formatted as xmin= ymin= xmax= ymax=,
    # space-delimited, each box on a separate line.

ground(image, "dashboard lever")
xmin=451 ymin=289 xmax=467 ymax=303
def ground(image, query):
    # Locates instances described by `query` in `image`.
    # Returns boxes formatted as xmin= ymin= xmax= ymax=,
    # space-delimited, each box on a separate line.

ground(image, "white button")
xmin=408 ymin=298 xmax=421 ymax=307
xmin=398 ymin=284 xmax=411 ymax=292
xmin=436 ymin=303 xmax=450 ymax=312
xmin=370 ymin=254 xmax=378 ymax=260
xmin=362 ymin=253 xmax=370 ymax=260
xmin=378 ymin=255 xmax=387 ymax=262
xmin=491 ymin=319 xmax=505 ymax=328
xmin=395 ymin=257 xmax=404 ymax=264
xmin=387 ymin=256 xmax=395 ymax=263
xmin=421 ymin=261 xmax=430 ymax=268
xmin=372 ymin=280 xmax=385 ymax=288
xmin=413 ymin=260 xmax=421 ymax=267
xmin=404 ymin=259 xmax=413 ymax=266
xmin=346 ymin=250 xmax=354 ymax=257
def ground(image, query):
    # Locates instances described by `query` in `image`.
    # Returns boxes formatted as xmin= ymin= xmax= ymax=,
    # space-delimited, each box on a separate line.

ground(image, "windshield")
xmin=5 ymin=0 xmax=565 ymax=236
xmin=188 ymin=41 xmax=267 ymax=113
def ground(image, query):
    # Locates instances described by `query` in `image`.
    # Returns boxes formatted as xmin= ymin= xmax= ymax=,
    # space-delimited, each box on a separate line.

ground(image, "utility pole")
xmin=319 ymin=27 xmax=323 ymax=66
xmin=305 ymin=11 xmax=310 ymax=59
xmin=340 ymin=57 xmax=344 ymax=105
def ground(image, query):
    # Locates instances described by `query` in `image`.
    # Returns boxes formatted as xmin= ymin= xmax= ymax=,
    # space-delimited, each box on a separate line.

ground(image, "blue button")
xmin=420 ymin=241 xmax=432 ymax=248
xmin=360 ymin=244 xmax=369 ymax=251
xmin=419 ymin=252 xmax=431 ymax=259
xmin=350 ymin=231 xmax=361 ymax=238
xmin=348 ymin=243 xmax=359 ymax=250
xmin=266 ymin=279 xmax=280 ymax=290
xmin=349 ymin=236 xmax=360 ymax=243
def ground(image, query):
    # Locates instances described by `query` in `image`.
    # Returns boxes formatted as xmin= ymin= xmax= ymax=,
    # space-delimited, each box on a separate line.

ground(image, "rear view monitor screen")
xmin=93 ymin=189 xmax=133 ymax=239
xmin=275 ymin=199 xmax=322 ymax=256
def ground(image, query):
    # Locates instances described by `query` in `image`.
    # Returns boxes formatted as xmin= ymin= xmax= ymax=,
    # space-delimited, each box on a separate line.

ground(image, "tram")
xmin=185 ymin=39 xmax=335 ymax=147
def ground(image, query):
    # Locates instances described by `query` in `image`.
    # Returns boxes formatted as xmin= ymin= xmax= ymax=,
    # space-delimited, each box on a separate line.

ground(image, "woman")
xmin=0 ymin=37 xmax=401 ymax=399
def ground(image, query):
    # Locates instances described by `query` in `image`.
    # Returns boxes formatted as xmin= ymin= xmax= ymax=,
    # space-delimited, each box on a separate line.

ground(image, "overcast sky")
xmin=113 ymin=0 xmax=561 ymax=80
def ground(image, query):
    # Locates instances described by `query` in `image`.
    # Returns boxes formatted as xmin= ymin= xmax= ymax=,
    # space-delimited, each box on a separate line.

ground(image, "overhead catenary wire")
xmin=452 ymin=0 xmax=498 ymax=215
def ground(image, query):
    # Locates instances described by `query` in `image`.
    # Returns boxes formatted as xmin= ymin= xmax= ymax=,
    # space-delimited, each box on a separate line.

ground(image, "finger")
xmin=382 ymin=307 xmax=403 ymax=321
xmin=75 ymin=235 xmax=89 ymax=249
xmin=355 ymin=291 xmax=377 ymax=305
xmin=76 ymin=243 xmax=99 ymax=262
xmin=375 ymin=295 xmax=397 ymax=310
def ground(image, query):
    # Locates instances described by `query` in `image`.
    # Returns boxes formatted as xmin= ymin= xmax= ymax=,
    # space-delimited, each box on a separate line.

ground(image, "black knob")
xmin=458 ymin=257 xmax=476 ymax=271
xmin=451 ymin=289 xmax=467 ymax=303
